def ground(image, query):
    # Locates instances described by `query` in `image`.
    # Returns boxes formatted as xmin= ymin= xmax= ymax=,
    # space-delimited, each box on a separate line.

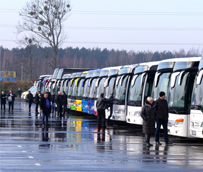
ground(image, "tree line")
xmin=0 ymin=46 xmax=201 ymax=81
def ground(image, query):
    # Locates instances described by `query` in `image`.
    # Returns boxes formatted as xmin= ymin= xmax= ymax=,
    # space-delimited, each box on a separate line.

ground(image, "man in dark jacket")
xmin=27 ymin=91 xmax=33 ymax=112
xmin=55 ymin=91 xmax=63 ymax=118
xmin=155 ymin=91 xmax=171 ymax=146
xmin=46 ymin=89 xmax=51 ymax=102
xmin=96 ymin=93 xmax=109 ymax=131
xmin=18 ymin=88 xmax=22 ymax=98
xmin=1 ymin=91 xmax=6 ymax=111
xmin=40 ymin=93 xmax=51 ymax=127
xmin=35 ymin=91 xmax=40 ymax=114
xmin=51 ymin=92 xmax=55 ymax=113
xmin=7 ymin=90 xmax=16 ymax=112
xmin=62 ymin=91 xmax=68 ymax=116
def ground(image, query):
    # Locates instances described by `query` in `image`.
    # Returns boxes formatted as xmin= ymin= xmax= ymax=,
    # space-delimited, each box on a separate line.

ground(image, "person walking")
xmin=7 ymin=90 xmax=16 ymax=112
xmin=40 ymin=93 xmax=51 ymax=127
xmin=1 ymin=91 xmax=7 ymax=111
xmin=140 ymin=97 xmax=156 ymax=147
xmin=46 ymin=89 xmax=51 ymax=102
xmin=55 ymin=91 xmax=63 ymax=118
xmin=35 ymin=91 xmax=40 ymax=114
xmin=155 ymin=91 xmax=172 ymax=146
xmin=96 ymin=93 xmax=109 ymax=131
xmin=18 ymin=88 xmax=22 ymax=98
xmin=62 ymin=91 xmax=68 ymax=116
xmin=51 ymin=92 xmax=55 ymax=113
xmin=27 ymin=91 xmax=33 ymax=112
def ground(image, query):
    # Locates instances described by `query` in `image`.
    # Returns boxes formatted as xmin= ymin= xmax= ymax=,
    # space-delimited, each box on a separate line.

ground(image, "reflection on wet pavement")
xmin=0 ymin=100 xmax=203 ymax=171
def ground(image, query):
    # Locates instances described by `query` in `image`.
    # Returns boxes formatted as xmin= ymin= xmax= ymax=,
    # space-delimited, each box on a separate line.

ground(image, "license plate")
xmin=192 ymin=130 xmax=196 ymax=135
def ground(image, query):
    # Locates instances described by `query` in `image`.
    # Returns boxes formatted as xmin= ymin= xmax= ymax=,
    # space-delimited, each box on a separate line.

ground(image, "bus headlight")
xmin=118 ymin=109 xmax=125 ymax=114
xmin=174 ymin=119 xmax=184 ymax=127
xmin=134 ymin=111 xmax=140 ymax=116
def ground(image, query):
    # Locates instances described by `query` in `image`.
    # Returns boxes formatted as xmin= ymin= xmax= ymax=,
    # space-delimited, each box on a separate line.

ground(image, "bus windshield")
xmin=151 ymin=73 xmax=171 ymax=101
xmin=115 ymin=76 xmax=129 ymax=100
xmin=72 ymin=79 xmax=79 ymax=97
xmin=77 ymin=79 xmax=84 ymax=97
xmin=96 ymin=77 xmax=107 ymax=98
xmin=83 ymin=79 xmax=90 ymax=97
xmin=68 ymin=80 xmax=75 ymax=96
xmin=191 ymin=76 xmax=203 ymax=107
xmin=128 ymin=75 xmax=143 ymax=106
xmin=168 ymin=73 xmax=189 ymax=112
xmin=89 ymin=78 xmax=98 ymax=98
xmin=104 ymin=77 xmax=116 ymax=99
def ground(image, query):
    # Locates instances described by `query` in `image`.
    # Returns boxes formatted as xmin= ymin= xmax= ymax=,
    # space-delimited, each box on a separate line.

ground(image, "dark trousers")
xmin=28 ymin=102 xmax=32 ymax=111
xmin=42 ymin=113 xmax=49 ymax=125
xmin=63 ymin=104 xmax=68 ymax=115
xmin=155 ymin=119 xmax=169 ymax=143
xmin=9 ymin=102 xmax=14 ymax=111
xmin=1 ymin=103 xmax=5 ymax=110
xmin=57 ymin=105 xmax=62 ymax=117
xmin=35 ymin=103 xmax=39 ymax=113
xmin=97 ymin=109 xmax=106 ymax=131
xmin=145 ymin=134 xmax=151 ymax=143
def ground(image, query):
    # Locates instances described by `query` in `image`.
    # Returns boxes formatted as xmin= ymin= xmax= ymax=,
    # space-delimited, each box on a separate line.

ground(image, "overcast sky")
xmin=0 ymin=0 xmax=203 ymax=52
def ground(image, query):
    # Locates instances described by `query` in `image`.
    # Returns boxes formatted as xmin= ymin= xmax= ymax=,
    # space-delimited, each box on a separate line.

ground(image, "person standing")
xmin=7 ymin=90 xmax=16 ymax=112
xmin=27 ymin=91 xmax=33 ymax=112
xmin=18 ymin=88 xmax=22 ymax=98
xmin=62 ymin=91 xmax=68 ymax=116
xmin=55 ymin=91 xmax=63 ymax=118
xmin=96 ymin=93 xmax=109 ymax=131
xmin=140 ymin=97 xmax=156 ymax=147
xmin=51 ymin=92 xmax=55 ymax=113
xmin=155 ymin=91 xmax=172 ymax=146
xmin=40 ymin=93 xmax=51 ymax=127
xmin=35 ymin=91 xmax=40 ymax=114
xmin=1 ymin=91 xmax=7 ymax=111
xmin=46 ymin=89 xmax=51 ymax=102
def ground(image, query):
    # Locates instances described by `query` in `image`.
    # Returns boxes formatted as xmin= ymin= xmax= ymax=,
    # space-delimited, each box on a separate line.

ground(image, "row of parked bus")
xmin=34 ymin=57 xmax=203 ymax=139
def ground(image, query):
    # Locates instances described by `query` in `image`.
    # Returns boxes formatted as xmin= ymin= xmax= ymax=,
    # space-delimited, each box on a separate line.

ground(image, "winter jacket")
xmin=55 ymin=95 xmax=64 ymax=106
xmin=27 ymin=93 xmax=34 ymax=103
xmin=1 ymin=94 xmax=6 ymax=104
xmin=35 ymin=93 xmax=40 ymax=104
xmin=51 ymin=94 xmax=55 ymax=103
xmin=140 ymin=101 xmax=156 ymax=134
xmin=155 ymin=98 xmax=169 ymax=121
xmin=63 ymin=93 xmax=68 ymax=105
xmin=40 ymin=97 xmax=51 ymax=114
xmin=7 ymin=92 xmax=16 ymax=102
xmin=96 ymin=97 xmax=109 ymax=110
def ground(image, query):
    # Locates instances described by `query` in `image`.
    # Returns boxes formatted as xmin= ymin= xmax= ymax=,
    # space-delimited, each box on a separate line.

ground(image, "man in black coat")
xmin=1 ymin=91 xmax=6 ymax=111
xmin=7 ymin=90 xmax=16 ymax=112
xmin=51 ymin=92 xmax=55 ymax=113
xmin=155 ymin=91 xmax=171 ymax=146
xmin=55 ymin=91 xmax=63 ymax=118
xmin=62 ymin=91 xmax=68 ymax=116
xmin=96 ymin=93 xmax=109 ymax=131
xmin=40 ymin=93 xmax=51 ymax=127
xmin=18 ymin=88 xmax=22 ymax=98
xmin=35 ymin=91 xmax=40 ymax=114
xmin=46 ymin=89 xmax=51 ymax=102
xmin=27 ymin=91 xmax=34 ymax=112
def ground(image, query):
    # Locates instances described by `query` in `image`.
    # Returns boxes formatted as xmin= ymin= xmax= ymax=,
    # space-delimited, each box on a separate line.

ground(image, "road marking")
xmin=17 ymin=145 xmax=22 ymax=148
xmin=22 ymin=151 xmax=27 ymax=153
xmin=35 ymin=163 xmax=41 ymax=166
xmin=28 ymin=156 xmax=33 ymax=159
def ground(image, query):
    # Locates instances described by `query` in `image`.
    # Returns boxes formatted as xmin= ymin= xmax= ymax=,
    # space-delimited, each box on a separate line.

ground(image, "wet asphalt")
xmin=0 ymin=100 xmax=203 ymax=172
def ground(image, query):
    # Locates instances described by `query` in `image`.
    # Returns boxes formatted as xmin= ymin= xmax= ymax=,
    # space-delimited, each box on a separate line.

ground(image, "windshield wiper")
xmin=169 ymin=107 xmax=179 ymax=114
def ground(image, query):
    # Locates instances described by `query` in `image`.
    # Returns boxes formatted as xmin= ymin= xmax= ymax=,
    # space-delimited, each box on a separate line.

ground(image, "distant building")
xmin=0 ymin=71 xmax=16 ymax=82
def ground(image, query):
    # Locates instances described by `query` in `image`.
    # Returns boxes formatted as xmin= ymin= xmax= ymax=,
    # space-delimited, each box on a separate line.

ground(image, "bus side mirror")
xmin=171 ymin=72 xmax=180 ymax=88
xmin=197 ymin=70 xmax=203 ymax=85
xmin=178 ymin=71 xmax=185 ymax=86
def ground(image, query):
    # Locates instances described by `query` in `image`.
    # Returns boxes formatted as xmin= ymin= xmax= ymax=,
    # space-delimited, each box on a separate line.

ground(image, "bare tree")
xmin=17 ymin=0 xmax=71 ymax=69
